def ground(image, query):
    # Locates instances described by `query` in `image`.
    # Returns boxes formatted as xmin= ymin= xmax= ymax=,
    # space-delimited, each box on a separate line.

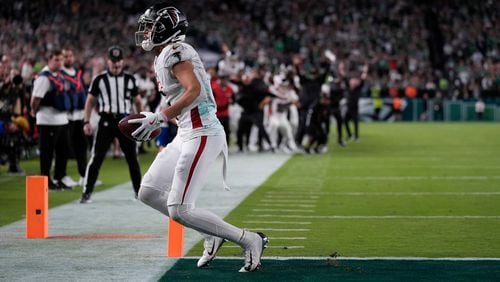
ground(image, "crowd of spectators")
xmin=1 ymin=0 xmax=499 ymax=99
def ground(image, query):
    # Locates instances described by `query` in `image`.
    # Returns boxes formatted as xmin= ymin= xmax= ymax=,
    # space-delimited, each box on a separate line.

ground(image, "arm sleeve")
xmin=129 ymin=75 xmax=138 ymax=97
xmin=88 ymin=76 xmax=101 ymax=97
xmin=164 ymin=45 xmax=194 ymax=69
xmin=32 ymin=76 xmax=50 ymax=98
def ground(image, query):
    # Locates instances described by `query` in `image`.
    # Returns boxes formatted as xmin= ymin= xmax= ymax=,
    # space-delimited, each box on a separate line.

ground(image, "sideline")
xmin=0 ymin=152 xmax=291 ymax=281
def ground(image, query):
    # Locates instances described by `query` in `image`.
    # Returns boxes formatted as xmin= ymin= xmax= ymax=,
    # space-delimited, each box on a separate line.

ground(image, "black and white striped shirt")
xmin=89 ymin=71 xmax=138 ymax=114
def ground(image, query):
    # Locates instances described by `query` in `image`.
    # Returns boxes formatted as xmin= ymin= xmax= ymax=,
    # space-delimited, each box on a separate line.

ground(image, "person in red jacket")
xmin=211 ymin=72 xmax=234 ymax=145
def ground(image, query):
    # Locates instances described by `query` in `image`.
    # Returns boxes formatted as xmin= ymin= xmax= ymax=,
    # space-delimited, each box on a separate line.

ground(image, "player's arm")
xmin=133 ymin=95 xmax=144 ymax=113
xmin=30 ymin=97 xmax=41 ymax=117
xmin=130 ymin=75 xmax=144 ymax=113
xmin=30 ymin=76 xmax=50 ymax=117
xmin=361 ymin=63 xmax=369 ymax=81
xmin=83 ymin=94 xmax=96 ymax=136
xmin=83 ymin=94 xmax=96 ymax=123
xmin=83 ymin=75 xmax=102 ymax=135
xmin=128 ymin=61 xmax=200 ymax=141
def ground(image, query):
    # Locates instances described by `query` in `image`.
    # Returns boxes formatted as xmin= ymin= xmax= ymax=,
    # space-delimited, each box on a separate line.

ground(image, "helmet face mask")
xmin=135 ymin=19 xmax=155 ymax=51
xmin=135 ymin=4 xmax=188 ymax=51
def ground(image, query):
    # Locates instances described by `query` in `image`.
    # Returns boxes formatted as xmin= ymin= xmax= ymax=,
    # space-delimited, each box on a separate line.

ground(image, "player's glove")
xmin=128 ymin=111 xmax=165 ymax=141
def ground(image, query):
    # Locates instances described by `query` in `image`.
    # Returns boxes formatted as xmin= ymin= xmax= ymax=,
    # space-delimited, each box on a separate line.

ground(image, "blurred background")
xmin=0 ymin=0 xmax=499 ymax=174
xmin=1 ymin=0 xmax=499 ymax=118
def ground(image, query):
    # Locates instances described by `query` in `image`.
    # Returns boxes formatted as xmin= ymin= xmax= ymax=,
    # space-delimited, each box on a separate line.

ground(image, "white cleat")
xmin=239 ymin=232 xmax=268 ymax=272
xmin=197 ymin=236 xmax=227 ymax=268
xmin=61 ymin=176 xmax=78 ymax=187
xmin=78 ymin=178 xmax=103 ymax=187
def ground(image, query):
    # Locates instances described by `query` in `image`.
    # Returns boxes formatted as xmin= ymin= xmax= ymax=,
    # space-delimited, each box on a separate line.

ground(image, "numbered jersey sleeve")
xmin=163 ymin=43 xmax=195 ymax=70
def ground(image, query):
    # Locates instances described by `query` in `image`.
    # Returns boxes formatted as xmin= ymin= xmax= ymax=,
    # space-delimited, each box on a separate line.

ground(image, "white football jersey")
xmin=154 ymin=42 xmax=223 ymax=141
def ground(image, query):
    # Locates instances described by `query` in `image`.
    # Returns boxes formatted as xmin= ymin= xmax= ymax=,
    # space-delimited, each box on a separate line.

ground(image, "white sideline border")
xmin=181 ymin=256 xmax=500 ymax=261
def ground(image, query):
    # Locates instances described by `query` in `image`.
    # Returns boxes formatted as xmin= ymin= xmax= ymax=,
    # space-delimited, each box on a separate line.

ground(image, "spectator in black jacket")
xmin=235 ymin=67 xmax=274 ymax=152
xmin=292 ymin=55 xmax=329 ymax=147
xmin=0 ymin=67 xmax=27 ymax=174
xmin=339 ymin=61 xmax=368 ymax=142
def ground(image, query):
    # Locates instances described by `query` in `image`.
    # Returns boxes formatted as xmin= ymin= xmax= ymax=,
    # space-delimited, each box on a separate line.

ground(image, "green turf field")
xmin=187 ymin=123 xmax=500 ymax=258
xmin=2 ymin=123 xmax=500 ymax=280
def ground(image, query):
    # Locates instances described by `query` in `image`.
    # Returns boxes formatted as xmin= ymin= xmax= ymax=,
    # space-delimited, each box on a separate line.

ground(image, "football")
xmin=118 ymin=114 xmax=161 ymax=141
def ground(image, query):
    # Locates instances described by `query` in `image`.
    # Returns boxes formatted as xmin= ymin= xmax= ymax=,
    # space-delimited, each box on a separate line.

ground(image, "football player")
xmin=130 ymin=3 xmax=268 ymax=272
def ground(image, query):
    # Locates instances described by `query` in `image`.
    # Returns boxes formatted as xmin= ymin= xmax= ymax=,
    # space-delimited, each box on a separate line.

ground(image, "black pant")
xmin=332 ymin=109 xmax=343 ymax=142
xmin=345 ymin=109 xmax=359 ymax=139
xmin=217 ymin=116 xmax=230 ymax=145
xmin=38 ymin=124 xmax=69 ymax=182
xmin=68 ymin=119 xmax=88 ymax=177
xmin=0 ymin=129 xmax=23 ymax=172
xmin=84 ymin=114 xmax=141 ymax=196
xmin=237 ymin=111 xmax=272 ymax=151
xmin=295 ymin=108 xmax=309 ymax=146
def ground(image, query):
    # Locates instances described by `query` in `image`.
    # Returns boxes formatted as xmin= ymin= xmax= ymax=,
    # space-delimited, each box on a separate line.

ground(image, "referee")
xmin=81 ymin=46 xmax=143 ymax=204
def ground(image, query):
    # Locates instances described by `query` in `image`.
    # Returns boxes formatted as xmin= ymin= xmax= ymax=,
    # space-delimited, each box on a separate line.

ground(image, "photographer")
xmin=0 ymin=67 xmax=28 ymax=174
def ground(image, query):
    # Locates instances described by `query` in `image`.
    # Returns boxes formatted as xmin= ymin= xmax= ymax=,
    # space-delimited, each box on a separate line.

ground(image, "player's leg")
xmin=139 ymin=136 xmax=223 ymax=266
xmin=81 ymin=120 xmax=114 ymax=202
xmin=167 ymin=135 xmax=268 ymax=271
xmin=72 ymin=119 xmax=88 ymax=179
xmin=53 ymin=124 xmax=70 ymax=187
xmin=267 ymin=117 xmax=279 ymax=149
xmin=281 ymin=117 xmax=297 ymax=151
xmin=117 ymin=131 xmax=142 ymax=197
xmin=138 ymin=136 xmax=182 ymax=216
xmin=353 ymin=111 xmax=359 ymax=140
xmin=344 ymin=111 xmax=352 ymax=139
xmin=38 ymin=125 xmax=57 ymax=189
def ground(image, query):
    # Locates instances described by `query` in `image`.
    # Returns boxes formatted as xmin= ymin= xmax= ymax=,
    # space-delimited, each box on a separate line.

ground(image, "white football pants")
xmin=139 ymin=134 xmax=253 ymax=247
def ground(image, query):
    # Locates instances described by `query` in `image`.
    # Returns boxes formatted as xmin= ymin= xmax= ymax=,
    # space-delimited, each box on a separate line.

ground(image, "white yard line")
xmin=263 ymin=195 xmax=320 ymax=199
xmin=265 ymin=191 xmax=326 ymax=194
xmin=336 ymin=176 xmax=500 ymax=181
xmin=260 ymin=199 xmax=317 ymax=203
xmin=243 ymin=221 xmax=311 ymax=225
xmin=269 ymin=237 xmax=307 ymax=240
xmin=332 ymin=192 xmax=500 ymax=196
xmin=222 ymin=245 xmax=305 ymax=249
xmin=251 ymin=215 xmax=500 ymax=219
xmin=249 ymin=228 xmax=310 ymax=231
xmin=256 ymin=203 xmax=316 ymax=208
xmin=252 ymin=209 xmax=315 ymax=213
xmin=264 ymin=191 xmax=500 ymax=196
xmin=331 ymin=165 xmax=500 ymax=170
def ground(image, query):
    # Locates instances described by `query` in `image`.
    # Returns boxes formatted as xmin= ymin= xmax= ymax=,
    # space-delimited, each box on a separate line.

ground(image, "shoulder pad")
xmin=164 ymin=43 xmax=193 ymax=69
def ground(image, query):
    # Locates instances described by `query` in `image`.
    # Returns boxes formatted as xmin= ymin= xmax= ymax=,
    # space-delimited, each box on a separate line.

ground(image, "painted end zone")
xmin=160 ymin=258 xmax=500 ymax=281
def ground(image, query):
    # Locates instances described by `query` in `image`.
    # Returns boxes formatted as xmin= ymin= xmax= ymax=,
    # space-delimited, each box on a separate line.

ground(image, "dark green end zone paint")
xmin=160 ymin=259 xmax=500 ymax=281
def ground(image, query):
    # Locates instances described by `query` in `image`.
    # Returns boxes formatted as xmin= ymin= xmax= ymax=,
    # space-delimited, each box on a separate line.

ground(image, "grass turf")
xmin=186 ymin=122 xmax=500 ymax=258
xmin=2 ymin=123 xmax=499 ymax=258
